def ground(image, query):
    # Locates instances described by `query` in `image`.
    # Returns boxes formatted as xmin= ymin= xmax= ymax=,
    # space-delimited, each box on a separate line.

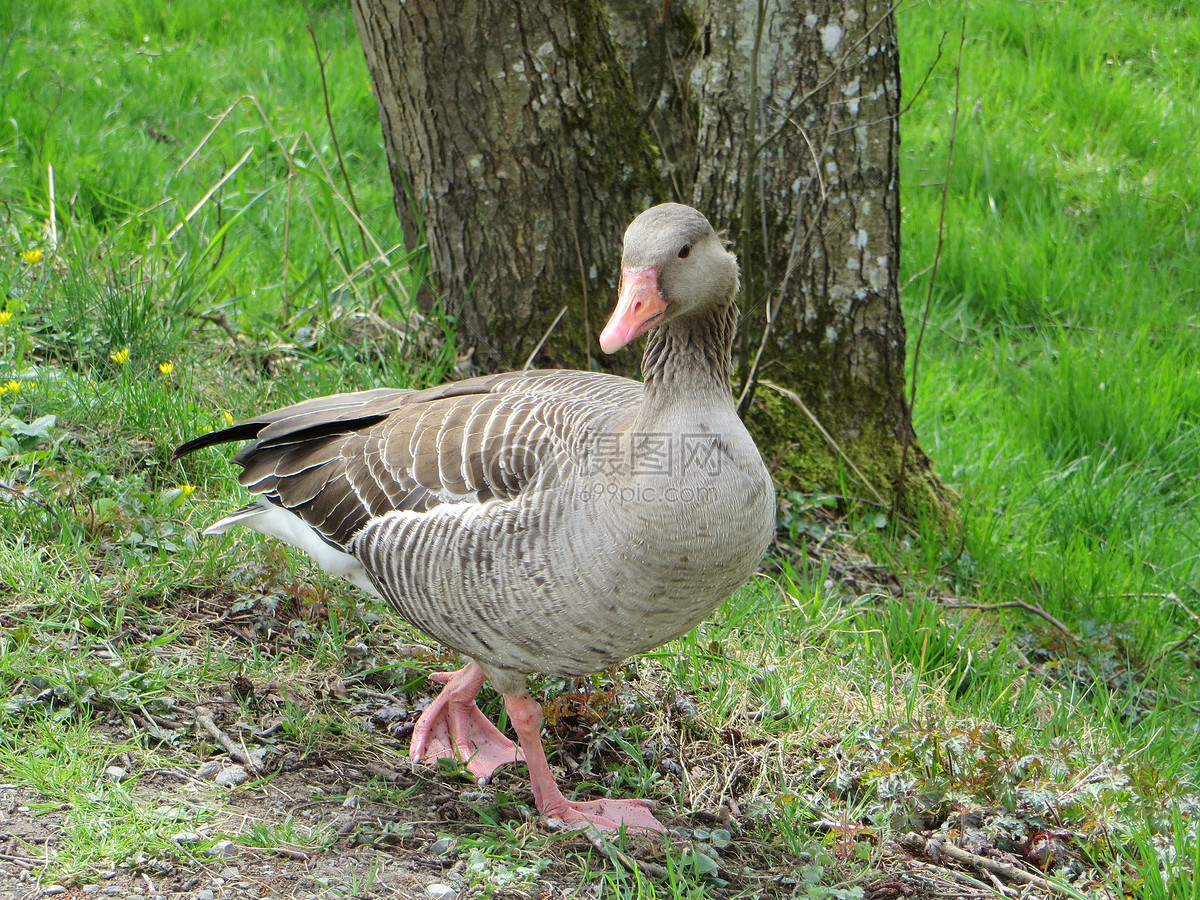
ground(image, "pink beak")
xmin=599 ymin=267 xmax=668 ymax=354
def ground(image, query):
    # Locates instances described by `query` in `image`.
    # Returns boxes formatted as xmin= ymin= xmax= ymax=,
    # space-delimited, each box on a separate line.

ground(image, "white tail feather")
xmin=205 ymin=501 xmax=380 ymax=598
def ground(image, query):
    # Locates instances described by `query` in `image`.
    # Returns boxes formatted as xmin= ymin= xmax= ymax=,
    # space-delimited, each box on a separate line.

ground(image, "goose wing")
xmin=175 ymin=370 xmax=642 ymax=546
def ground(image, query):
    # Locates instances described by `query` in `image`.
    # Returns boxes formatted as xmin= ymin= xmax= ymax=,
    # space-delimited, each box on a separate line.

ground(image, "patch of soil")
xmin=0 ymin=776 xmax=444 ymax=899
xmin=0 ymin=762 xmax=604 ymax=900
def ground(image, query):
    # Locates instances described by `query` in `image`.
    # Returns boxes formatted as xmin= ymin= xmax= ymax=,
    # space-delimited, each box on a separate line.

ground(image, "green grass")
xmin=898 ymin=0 xmax=1200 ymax=751
xmin=1 ymin=0 xmax=1198 ymax=897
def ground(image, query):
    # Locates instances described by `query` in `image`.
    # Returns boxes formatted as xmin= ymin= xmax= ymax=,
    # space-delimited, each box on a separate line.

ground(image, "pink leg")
xmin=409 ymin=663 xmax=524 ymax=783
xmin=504 ymin=691 xmax=665 ymax=836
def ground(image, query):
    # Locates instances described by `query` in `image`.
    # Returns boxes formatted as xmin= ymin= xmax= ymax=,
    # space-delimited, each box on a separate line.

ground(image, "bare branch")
xmin=899 ymin=833 xmax=1089 ymax=900
xmin=935 ymin=596 xmax=1074 ymax=639
xmin=166 ymin=145 xmax=254 ymax=241
xmin=753 ymin=0 xmax=904 ymax=157
xmin=827 ymin=28 xmax=946 ymax=138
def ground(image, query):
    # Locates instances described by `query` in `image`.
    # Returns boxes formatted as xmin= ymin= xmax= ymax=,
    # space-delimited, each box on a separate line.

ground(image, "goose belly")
xmin=350 ymin=463 xmax=774 ymax=678
xmin=572 ymin=470 xmax=776 ymax=660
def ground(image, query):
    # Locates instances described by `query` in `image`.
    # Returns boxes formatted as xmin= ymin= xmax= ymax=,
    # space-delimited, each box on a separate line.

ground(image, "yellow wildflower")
xmin=0 ymin=311 xmax=12 ymax=325
xmin=222 ymin=410 xmax=234 ymax=426
xmin=4 ymin=380 xmax=21 ymax=394
xmin=110 ymin=347 xmax=130 ymax=365
xmin=158 ymin=361 xmax=174 ymax=376
xmin=180 ymin=484 xmax=196 ymax=497
xmin=0 ymin=385 xmax=7 ymax=397
xmin=20 ymin=248 xmax=42 ymax=265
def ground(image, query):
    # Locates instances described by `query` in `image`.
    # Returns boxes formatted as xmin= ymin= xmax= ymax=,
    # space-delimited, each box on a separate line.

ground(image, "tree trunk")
xmin=692 ymin=0 xmax=951 ymax=516
xmin=603 ymin=0 xmax=703 ymax=200
xmin=353 ymin=0 xmax=951 ymax=518
xmin=351 ymin=0 xmax=661 ymax=373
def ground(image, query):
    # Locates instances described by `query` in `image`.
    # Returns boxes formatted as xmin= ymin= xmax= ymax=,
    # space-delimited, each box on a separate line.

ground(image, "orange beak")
xmin=599 ymin=267 xmax=668 ymax=354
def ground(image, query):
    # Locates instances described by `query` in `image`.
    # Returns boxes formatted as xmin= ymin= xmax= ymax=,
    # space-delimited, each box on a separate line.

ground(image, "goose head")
xmin=599 ymin=204 xmax=739 ymax=354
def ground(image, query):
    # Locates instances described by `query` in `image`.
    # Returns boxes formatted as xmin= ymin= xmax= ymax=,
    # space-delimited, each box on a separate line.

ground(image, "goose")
xmin=175 ymin=203 xmax=776 ymax=834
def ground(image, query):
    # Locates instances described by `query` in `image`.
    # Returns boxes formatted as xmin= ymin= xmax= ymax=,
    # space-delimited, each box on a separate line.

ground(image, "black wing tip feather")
xmin=173 ymin=413 xmax=395 ymax=462
xmin=172 ymin=423 xmax=265 ymax=460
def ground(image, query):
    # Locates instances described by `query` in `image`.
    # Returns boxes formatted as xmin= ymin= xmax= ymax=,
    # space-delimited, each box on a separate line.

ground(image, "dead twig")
xmin=143 ymin=767 xmax=213 ymax=789
xmin=1162 ymin=596 xmax=1200 ymax=654
xmin=735 ymin=98 xmax=838 ymax=416
xmin=191 ymin=310 xmax=250 ymax=347
xmin=0 ymin=851 xmax=36 ymax=869
xmin=273 ymin=847 xmax=315 ymax=862
xmin=194 ymin=707 xmax=263 ymax=772
xmin=172 ymin=94 xmax=413 ymax=315
xmin=908 ymin=858 xmax=1004 ymax=896
xmin=565 ymin=184 xmax=593 ymax=371
xmin=139 ymin=707 xmax=187 ymax=730
xmin=46 ymin=162 xmax=57 ymax=250
xmin=1165 ymin=620 xmax=1200 ymax=655
xmin=900 ymin=833 xmax=1087 ymax=900
xmin=754 ymin=0 xmax=904 ymax=156
xmin=935 ymin=596 xmax=1074 ymax=639
xmin=166 ymin=145 xmax=254 ymax=241
xmin=524 ymin=306 xmax=569 ymax=371
xmin=588 ymin=833 xmax=668 ymax=880
xmin=827 ymin=27 xmax=947 ymax=138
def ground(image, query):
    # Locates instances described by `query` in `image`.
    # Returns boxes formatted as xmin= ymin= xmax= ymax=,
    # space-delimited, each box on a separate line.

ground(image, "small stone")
xmin=42 ymin=887 xmax=67 ymax=896
xmin=171 ymin=831 xmax=203 ymax=844
xmin=102 ymin=889 xmax=122 ymax=897
xmin=82 ymin=887 xmax=99 ymax=894
xmin=219 ymin=866 xmax=240 ymax=879
xmin=100 ymin=872 xmax=118 ymax=880
xmin=426 ymin=885 xmax=456 ymax=900
xmin=430 ymin=837 xmax=457 ymax=857
xmin=374 ymin=702 xmax=408 ymax=722
xmin=104 ymin=766 xmax=126 ymax=781
xmin=214 ymin=765 xmax=249 ymax=787
xmin=196 ymin=891 xmax=215 ymax=900
xmin=207 ymin=839 xmax=236 ymax=858
xmin=196 ymin=760 xmax=225 ymax=779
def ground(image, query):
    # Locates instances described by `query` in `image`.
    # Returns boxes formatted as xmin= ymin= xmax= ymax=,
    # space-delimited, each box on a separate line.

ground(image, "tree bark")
xmin=351 ymin=0 xmax=661 ymax=373
xmin=353 ymin=0 xmax=951 ymax=517
xmin=693 ymin=0 xmax=950 ymax=515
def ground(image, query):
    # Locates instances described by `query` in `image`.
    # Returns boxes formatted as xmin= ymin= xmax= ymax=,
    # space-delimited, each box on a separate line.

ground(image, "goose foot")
xmin=544 ymin=797 xmax=665 ymax=835
xmin=504 ymin=692 xmax=666 ymax=836
xmin=410 ymin=663 xmax=524 ymax=783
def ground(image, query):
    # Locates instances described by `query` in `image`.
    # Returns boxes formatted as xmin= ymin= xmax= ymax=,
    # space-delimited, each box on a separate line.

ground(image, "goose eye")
xmin=678 ymin=243 xmax=691 ymax=259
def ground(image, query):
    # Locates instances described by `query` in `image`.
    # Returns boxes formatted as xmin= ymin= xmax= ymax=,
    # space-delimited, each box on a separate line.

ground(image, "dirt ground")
xmin=0 ymin=761 xmax=612 ymax=899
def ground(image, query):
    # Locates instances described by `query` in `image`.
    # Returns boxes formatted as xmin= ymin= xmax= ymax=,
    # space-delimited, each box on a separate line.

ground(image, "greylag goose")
xmin=175 ymin=203 xmax=776 ymax=834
